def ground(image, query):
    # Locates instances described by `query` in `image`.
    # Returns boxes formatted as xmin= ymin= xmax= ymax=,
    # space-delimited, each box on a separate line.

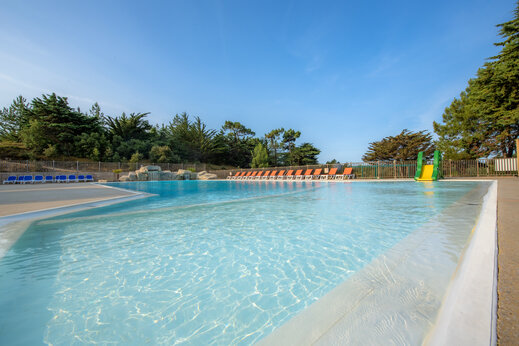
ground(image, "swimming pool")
xmin=0 ymin=180 xmax=491 ymax=344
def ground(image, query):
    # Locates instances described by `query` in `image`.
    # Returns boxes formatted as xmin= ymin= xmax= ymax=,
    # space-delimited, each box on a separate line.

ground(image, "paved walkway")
xmin=496 ymin=178 xmax=519 ymax=345
xmin=0 ymin=183 xmax=138 ymax=217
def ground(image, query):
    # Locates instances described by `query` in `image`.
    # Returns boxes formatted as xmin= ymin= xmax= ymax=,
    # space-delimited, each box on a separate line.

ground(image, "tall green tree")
xmin=0 ymin=96 xmax=30 ymax=141
xmin=434 ymin=2 xmax=519 ymax=158
xmin=251 ymin=143 xmax=269 ymax=168
xmin=89 ymin=102 xmax=104 ymax=119
xmin=221 ymin=120 xmax=256 ymax=167
xmin=166 ymin=112 xmax=194 ymax=160
xmin=362 ymin=129 xmax=434 ymax=161
xmin=20 ymin=93 xmax=103 ymax=157
xmin=165 ymin=113 xmax=221 ymax=162
xmin=291 ymin=142 xmax=321 ymax=165
xmin=265 ymin=128 xmax=284 ymax=166
xmin=281 ymin=129 xmax=301 ymax=165
xmin=105 ymin=112 xmax=152 ymax=141
xmin=189 ymin=116 xmax=220 ymax=162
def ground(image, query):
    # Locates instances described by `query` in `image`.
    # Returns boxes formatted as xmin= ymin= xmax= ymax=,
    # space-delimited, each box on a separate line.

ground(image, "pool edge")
xmin=0 ymin=188 xmax=153 ymax=260
xmin=426 ymin=180 xmax=497 ymax=346
xmin=256 ymin=180 xmax=497 ymax=345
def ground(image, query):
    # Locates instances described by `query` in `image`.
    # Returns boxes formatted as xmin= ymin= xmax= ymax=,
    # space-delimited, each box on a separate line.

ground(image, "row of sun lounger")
xmin=3 ymin=174 xmax=95 ymax=184
xmin=227 ymin=168 xmax=355 ymax=180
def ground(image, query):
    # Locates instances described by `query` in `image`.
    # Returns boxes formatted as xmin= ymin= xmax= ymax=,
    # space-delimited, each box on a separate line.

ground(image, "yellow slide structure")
xmin=416 ymin=164 xmax=434 ymax=181
xmin=414 ymin=150 xmax=442 ymax=181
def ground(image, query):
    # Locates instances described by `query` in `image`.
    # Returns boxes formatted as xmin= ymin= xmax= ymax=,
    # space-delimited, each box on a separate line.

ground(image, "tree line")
xmin=0 ymin=93 xmax=320 ymax=168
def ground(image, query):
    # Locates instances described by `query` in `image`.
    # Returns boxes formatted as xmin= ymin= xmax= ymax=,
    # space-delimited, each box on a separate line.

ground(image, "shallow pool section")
xmin=0 ymin=181 xmax=490 ymax=345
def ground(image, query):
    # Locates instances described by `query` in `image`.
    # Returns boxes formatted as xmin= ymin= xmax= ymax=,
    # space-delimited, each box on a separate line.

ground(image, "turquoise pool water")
xmin=0 ymin=180 xmax=488 ymax=344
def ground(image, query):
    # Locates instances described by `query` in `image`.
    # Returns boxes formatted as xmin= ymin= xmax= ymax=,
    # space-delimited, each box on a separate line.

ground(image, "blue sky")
xmin=0 ymin=0 xmax=514 ymax=162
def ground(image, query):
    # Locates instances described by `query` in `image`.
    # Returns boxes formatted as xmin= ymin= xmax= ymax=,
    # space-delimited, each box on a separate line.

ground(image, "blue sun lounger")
xmin=45 ymin=175 xmax=54 ymax=183
xmin=34 ymin=175 xmax=44 ymax=183
xmin=56 ymin=175 xmax=66 ymax=183
xmin=3 ymin=176 xmax=16 ymax=184
xmin=77 ymin=175 xmax=85 ymax=182
xmin=16 ymin=176 xmax=24 ymax=184
xmin=86 ymin=175 xmax=94 ymax=182
xmin=67 ymin=175 xmax=77 ymax=183
xmin=23 ymin=175 xmax=34 ymax=184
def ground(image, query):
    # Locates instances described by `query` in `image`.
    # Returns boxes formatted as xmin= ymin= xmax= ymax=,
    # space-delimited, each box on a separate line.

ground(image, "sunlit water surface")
xmin=0 ymin=180 xmax=489 ymax=344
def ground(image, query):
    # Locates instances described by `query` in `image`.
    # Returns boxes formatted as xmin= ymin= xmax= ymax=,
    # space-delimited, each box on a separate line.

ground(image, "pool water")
xmin=0 ymin=180 xmax=489 ymax=345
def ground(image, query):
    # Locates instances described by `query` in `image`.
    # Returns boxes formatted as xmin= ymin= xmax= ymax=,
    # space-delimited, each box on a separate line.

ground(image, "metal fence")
xmin=208 ymin=159 xmax=518 ymax=179
xmin=0 ymin=160 xmax=207 ymax=182
xmin=1 ymin=158 xmax=517 ymax=181
xmin=0 ymin=160 xmax=206 ymax=174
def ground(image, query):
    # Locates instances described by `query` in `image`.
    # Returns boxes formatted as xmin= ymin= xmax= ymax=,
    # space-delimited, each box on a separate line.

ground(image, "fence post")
xmin=393 ymin=160 xmax=396 ymax=179
xmin=99 ymin=161 xmax=101 ymax=172
xmin=26 ymin=160 xmax=29 ymax=172
xmin=516 ymin=138 xmax=519 ymax=177
xmin=449 ymin=159 xmax=452 ymax=177
xmin=53 ymin=160 xmax=55 ymax=171
xmin=76 ymin=161 xmax=79 ymax=173
xmin=476 ymin=159 xmax=479 ymax=177
xmin=118 ymin=162 xmax=121 ymax=170
xmin=377 ymin=161 xmax=380 ymax=179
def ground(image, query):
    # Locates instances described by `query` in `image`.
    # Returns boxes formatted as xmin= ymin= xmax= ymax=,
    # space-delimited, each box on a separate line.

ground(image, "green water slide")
xmin=415 ymin=150 xmax=442 ymax=181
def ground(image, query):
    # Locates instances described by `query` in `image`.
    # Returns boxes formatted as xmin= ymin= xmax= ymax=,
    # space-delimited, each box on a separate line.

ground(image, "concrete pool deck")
xmin=0 ymin=178 xmax=517 ymax=344
xmin=494 ymin=178 xmax=519 ymax=345
xmin=0 ymin=183 xmax=143 ymax=217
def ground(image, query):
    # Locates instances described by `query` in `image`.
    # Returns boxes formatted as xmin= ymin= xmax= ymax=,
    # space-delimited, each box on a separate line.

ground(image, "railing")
xmin=0 ymin=160 xmax=206 ymax=174
xmin=208 ymin=159 xmax=518 ymax=179
xmin=1 ymin=159 xmax=517 ymax=181
xmin=441 ymin=158 xmax=517 ymax=177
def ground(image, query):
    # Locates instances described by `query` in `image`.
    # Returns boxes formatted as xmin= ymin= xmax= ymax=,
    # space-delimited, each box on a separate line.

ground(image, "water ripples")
xmin=0 ymin=181 xmax=486 ymax=345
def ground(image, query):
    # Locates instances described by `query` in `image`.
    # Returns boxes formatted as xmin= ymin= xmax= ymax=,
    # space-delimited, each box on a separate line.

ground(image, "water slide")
xmin=415 ymin=150 xmax=442 ymax=181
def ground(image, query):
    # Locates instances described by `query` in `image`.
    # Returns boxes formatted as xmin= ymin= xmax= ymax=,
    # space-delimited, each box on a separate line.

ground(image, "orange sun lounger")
xmin=303 ymin=169 xmax=313 ymax=180
xmin=339 ymin=167 xmax=354 ymax=179
xmin=294 ymin=169 xmax=304 ymax=179
xmin=276 ymin=170 xmax=285 ymax=179
xmin=249 ymin=171 xmax=258 ymax=179
xmin=284 ymin=170 xmax=294 ymax=179
xmin=228 ymin=171 xmax=240 ymax=179
xmin=269 ymin=171 xmax=278 ymax=179
xmin=320 ymin=167 xmax=338 ymax=180
xmin=312 ymin=168 xmax=322 ymax=179
xmin=261 ymin=171 xmax=271 ymax=179
xmin=255 ymin=171 xmax=264 ymax=179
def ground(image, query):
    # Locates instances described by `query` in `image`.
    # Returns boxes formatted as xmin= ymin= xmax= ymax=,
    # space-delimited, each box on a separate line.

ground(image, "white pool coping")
xmin=426 ymin=180 xmax=497 ymax=345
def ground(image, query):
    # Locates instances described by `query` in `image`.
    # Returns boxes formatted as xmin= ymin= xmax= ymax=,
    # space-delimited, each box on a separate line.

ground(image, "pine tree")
xmin=434 ymin=2 xmax=519 ymax=158
xmin=0 ymin=96 xmax=30 ymax=141
xmin=251 ymin=143 xmax=269 ymax=168
xmin=362 ymin=130 xmax=434 ymax=161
